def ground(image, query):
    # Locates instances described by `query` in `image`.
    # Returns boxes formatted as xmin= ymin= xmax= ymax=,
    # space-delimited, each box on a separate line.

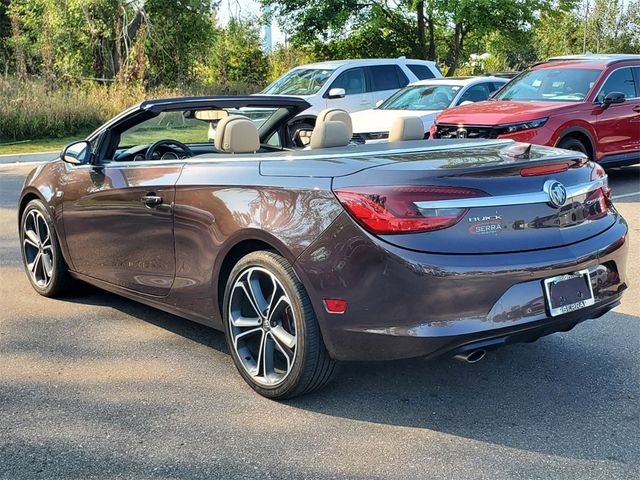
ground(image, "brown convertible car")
xmin=19 ymin=96 xmax=628 ymax=398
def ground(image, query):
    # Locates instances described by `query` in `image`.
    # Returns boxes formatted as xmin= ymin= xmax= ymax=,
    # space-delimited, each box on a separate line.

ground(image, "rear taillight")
xmin=584 ymin=163 xmax=611 ymax=218
xmin=520 ymin=163 xmax=569 ymax=176
xmin=585 ymin=187 xmax=609 ymax=219
xmin=334 ymin=186 xmax=487 ymax=234
xmin=519 ymin=158 xmax=586 ymax=177
xmin=590 ymin=163 xmax=611 ymax=198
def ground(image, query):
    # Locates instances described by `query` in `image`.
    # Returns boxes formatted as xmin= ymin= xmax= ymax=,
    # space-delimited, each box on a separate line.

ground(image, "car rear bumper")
xmin=295 ymin=213 xmax=629 ymax=361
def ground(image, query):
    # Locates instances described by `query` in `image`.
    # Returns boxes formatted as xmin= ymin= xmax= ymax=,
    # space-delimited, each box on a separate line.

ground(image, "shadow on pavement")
xmin=36 ymin=287 xmax=640 ymax=465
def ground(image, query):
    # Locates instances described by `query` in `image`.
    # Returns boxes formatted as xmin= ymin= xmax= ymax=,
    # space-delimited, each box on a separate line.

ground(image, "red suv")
xmin=431 ymin=55 xmax=640 ymax=167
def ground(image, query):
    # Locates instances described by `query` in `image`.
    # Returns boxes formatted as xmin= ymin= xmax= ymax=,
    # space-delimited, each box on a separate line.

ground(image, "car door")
xmin=595 ymin=66 xmax=640 ymax=156
xmin=368 ymin=65 xmax=410 ymax=106
xmin=325 ymin=67 xmax=372 ymax=112
xmin=61 ymin=136 xmax=184 ymax=297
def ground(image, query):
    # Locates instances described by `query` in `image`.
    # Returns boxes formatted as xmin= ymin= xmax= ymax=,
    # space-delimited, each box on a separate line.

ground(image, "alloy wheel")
xmin=228 ymin=267 xmax=297 ymax=386
xmin=22 ymin=209 xmax=54 ymax=288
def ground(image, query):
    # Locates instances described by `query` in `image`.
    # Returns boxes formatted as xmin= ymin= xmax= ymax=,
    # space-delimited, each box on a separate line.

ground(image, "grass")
xmin=0 ymin=77 xmax=261 ymax=154
xmin=0 ymin=132 xmax=92 ymax=155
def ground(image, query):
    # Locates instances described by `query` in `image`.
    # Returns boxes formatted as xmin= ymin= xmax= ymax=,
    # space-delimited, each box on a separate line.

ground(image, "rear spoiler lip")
xmin=414 ymin=177 xmax=607 ymax=210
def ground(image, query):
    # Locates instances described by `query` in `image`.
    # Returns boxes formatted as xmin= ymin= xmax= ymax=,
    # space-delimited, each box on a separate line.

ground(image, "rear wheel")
xmin=557 ymin=137 xmax=589 ymax=158
xmin=222 ymin=251 xmax=336 ymax=399
xmin=20 ymin=199 xmax=72 ymax=297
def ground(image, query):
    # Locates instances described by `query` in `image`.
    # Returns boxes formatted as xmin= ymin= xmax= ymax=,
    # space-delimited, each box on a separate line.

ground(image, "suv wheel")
xmin=557 ymin=137 xmax=589 ymax=157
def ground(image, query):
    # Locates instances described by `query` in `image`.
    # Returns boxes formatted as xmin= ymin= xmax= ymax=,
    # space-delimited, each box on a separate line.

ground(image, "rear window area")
xmin=369 ymin=65 xmax=409 ymax=91
xmin=407 ymin=64 xmax=436 ymax=80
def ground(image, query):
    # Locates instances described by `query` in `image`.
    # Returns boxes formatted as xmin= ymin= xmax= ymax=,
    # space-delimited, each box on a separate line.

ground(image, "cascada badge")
xmin=468 ymin=214 xmax=504 ymax=235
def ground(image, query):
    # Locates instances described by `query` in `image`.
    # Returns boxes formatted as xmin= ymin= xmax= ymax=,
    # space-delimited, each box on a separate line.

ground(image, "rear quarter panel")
xmin=166 ymin=161 xmax=344 ymax=327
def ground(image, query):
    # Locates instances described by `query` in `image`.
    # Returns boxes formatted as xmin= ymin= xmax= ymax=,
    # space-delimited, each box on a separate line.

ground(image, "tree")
xmin=144 ymin=0 xmax=216 ymax=86
xmin=4 ymin=0 xmax=147 ymax=84
xmin=262 ymin=0 xmax=552 ymax=74
xmin=210 ymin=17 xmax=270 ymax=86
xmin=0 ymin=0 xmax=12 ymax=75
xmin=268 ymin=44 xmax=311 ymax=81
xmin=533 ymin=0 xmax=640 ymax=59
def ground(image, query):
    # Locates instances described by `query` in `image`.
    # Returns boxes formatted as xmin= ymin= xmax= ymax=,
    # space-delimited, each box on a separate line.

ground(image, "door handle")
xmin=141 ymin=194 xmax=163 ymax=206
xmin=633 ymin=105 xmax=640 ymax=113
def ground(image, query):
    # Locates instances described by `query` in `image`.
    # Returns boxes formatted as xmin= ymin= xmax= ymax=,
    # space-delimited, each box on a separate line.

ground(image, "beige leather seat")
xmin=316 ymin=108 xmax=353 ymax=138
xmin=388 ymin=116 xmax=425 ymax=142
xmin=215 ymin=116 xmax=260 ymax=153
xmin=310 ymin=121 xmax=350 ymax=150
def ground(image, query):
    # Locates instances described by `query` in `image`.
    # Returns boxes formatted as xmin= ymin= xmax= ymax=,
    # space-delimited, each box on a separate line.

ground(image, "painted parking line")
xmin=0 ymin=161 xmax=47 ymax=168
xmin=613 ymin=191 xmax=640 ymax=200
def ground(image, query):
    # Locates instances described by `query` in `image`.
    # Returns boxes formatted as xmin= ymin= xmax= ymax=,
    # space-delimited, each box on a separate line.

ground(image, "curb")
xmin=0 ymin=151 xmax=59 ymax=165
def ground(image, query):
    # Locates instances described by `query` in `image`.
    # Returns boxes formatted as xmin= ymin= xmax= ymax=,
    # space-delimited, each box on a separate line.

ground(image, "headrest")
xmin=388 ymin=116 xmax=424 ymax=142
xmin=214 ymin=116 xmax=260 ymax=153
xmin=317 ymin=108 xmax=353 ymax=138
xmin=310 ymin=120 xmax=350 ymax=150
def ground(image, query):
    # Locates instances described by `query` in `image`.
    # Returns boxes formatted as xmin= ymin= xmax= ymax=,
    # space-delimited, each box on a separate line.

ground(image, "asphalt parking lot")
xmin=0 ymin=163 xmax=638 ymax=480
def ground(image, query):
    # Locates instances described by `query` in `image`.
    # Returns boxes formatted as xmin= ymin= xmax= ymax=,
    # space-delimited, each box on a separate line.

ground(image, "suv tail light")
xmin=334 ymin=186 xmax=487 ymax=234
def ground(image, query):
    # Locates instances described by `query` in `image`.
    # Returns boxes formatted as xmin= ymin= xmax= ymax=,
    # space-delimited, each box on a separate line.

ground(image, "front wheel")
xmin=20 ymin=199 xmax=72 ymax=297
xmin=557 ymin=137 xmax=589 ymax=158
xmin=223 ymin=251 xmax=336 ymax=399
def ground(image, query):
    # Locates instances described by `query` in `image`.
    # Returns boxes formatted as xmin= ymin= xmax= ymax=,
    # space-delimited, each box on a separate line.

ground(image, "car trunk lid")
xmin=332 ymin=142 xmax=614 ymax=254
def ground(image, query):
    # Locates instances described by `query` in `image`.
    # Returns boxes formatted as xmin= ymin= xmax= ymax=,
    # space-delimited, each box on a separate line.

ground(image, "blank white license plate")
xmin=543 ymin=269 xmax=595 ymax=317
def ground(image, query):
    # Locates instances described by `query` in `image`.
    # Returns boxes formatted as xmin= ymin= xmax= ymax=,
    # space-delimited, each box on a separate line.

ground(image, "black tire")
xmin=20 ymin=199 xmax=72 ymax=297
xmin=222 ymin=251 xmax=337 ymax=399
xmin=557 ymin=137 xmax=589 ymax=158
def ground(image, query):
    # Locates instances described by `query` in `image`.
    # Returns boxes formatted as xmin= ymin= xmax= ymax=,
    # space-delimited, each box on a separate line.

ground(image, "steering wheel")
xmin=145 ymin=139 xmax=194 ymax=160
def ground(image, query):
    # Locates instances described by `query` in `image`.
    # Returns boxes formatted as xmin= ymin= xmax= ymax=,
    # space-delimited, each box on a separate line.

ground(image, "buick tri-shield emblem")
xmin=543 ymin=180 xmax=567 ymax=208
xmin=456 ymin=127 xmax=468 ymax=138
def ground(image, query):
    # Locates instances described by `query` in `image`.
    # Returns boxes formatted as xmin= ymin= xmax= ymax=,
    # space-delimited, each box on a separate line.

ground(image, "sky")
xmin=217 ymin=0 xmax=286 ymax=48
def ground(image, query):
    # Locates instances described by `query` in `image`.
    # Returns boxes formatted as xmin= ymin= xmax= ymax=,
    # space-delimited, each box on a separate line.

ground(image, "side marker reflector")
xmin=324 ymin=298 xmax=347 ymax=314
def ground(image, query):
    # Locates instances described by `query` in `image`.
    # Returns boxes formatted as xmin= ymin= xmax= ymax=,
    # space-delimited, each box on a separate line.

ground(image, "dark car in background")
xmin=431 ymin=54 xmax=640 ymax=167
xmin=18 ymin=96 xmax=629 ymax=399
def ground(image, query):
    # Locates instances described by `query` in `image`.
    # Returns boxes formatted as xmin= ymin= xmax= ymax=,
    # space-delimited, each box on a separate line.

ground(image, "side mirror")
xmin=375 ymin=99 xmax=384 ymax=108
xmin=602 ymin=91 xmax=625 ymax=109
xmin=327 ymin=87 xmax=346 ymax=99
xmin=61 ymin=140 xmax=91 ymax=165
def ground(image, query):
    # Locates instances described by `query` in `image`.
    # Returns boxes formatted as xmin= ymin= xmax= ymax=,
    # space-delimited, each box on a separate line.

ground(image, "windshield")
xmin=493 ymin=68 xmax=602 ymax=102
xmin=379 ymin=85 xmax=461 ymax=110
xmin=118 ymin=108 xmax=279 ymax=148
xmin=263 ymin=68 xmax=335 ymax=95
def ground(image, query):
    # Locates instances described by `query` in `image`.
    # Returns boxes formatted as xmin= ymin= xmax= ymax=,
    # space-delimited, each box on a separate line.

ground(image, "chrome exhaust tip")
xmin=454 ymin=349 xmax=486 ymax=364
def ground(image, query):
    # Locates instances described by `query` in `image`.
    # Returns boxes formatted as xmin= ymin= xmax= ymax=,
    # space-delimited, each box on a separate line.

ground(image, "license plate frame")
xmin=543 ymin=269 xmax=595 ymax=317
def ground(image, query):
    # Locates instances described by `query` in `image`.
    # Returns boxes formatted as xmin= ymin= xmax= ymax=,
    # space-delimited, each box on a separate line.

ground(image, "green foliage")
xmin=263 ymin=0 xmax=551 ymax=73
xmin=2 ymin=0 xmax=640 ymax=145
xmin=144 ymin=0 xmax=216 ymax=86
xmin=5 ymin=0 xmax=136 ymax=82
xmin=268 ymin=44 xmax=312 ymax=82
xmin=0 ymin=77 xmax=259 ymax=142
xmin=209 ymin=17 xmax=270 ymax=87
xmin=0 ymin=0 xmax=11 ymax=73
